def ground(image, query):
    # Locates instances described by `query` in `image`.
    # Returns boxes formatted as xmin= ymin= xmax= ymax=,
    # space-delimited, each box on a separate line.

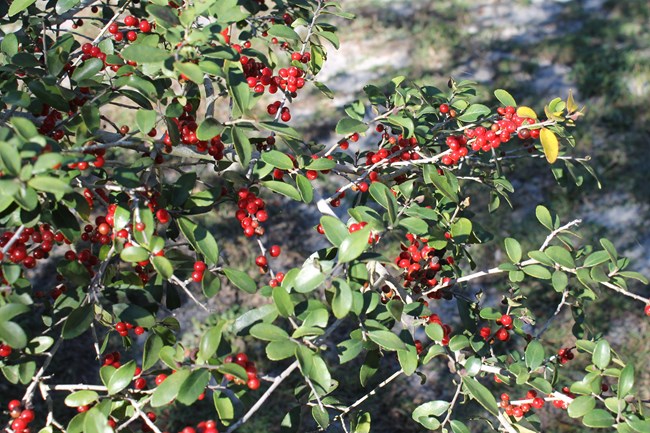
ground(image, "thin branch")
xmin=535 ymin=289 xmax=569 ymax=338
xmin=496 ymin=411 xmax=518 ymax=433
xmin=441 ymin=380 xmax=463 ymax=428
xmin=224 ymin=361 xmax=299 ymax=433
xmin=21 ymin=337 xmax=64 ymax=408
xmin=539 ymin=219 xmax=582 ymax=251
xmin=337 ymin=369 xmax=403 ymax=419
xmin=127 ymin=398 xmax=162 ymax=433
xmin=170 ymin=275 xmax=211 ymax=313
xmin=1 ymin=225 xmax=25 ymax=254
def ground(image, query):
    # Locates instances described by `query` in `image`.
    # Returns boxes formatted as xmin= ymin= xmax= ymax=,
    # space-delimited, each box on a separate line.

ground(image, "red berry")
xmin=135 ymin=222 xmax=146 ymax=231
xmin=439 ymin=103 xmax=450 ymax=114
xmin=194 ymin=261 xmax=206 ymax=272
xmin=11 ymin=419 xmax=27 ymax=431
xmin=0 ymin=344 xmax=12 ymax=357
xmin=139 ymin=20 xmax=151 ymax=33
xmin=155 ymin=374 xmax=167 ymax=385
xmin=19 ymin=409 xmax=35 ymax=423
xmin=126 ymin=31 xmax=137 ymax=42
xmin=191 ymin=271 xmax=203 ymax=282
xmin=255 ymin=255 xmax=267 ymax=267
xmin=124 ymin=16 xmax=137 ymax=27
xmin=235 ymin=353 xmax=248 ymax=364
xmin=134 ymin=377 xmax=147 ymax=390
xmin=108 ymin=23 xmax=119 ymax=34
xmin=269 ymin=245 xmax=281 ymax=257
xmin=496 ymin=328 xmax=510 ymax=341
xmin=532 ymin=397 xmax=544 ymax=409
xmin=247 ymin=377 xmax=260 ymax=390
xmin=134 ymin=326 xmax=145 ymax=335
xmin=156 ymin=209 xmax=170 ymax=224
xmin=500 ymin=314 xmax=513 ymax=327
xmin=8 ymin=400 xmax=21 ymax=411
xmin=645 ymin=304 xmax=650 ymax=316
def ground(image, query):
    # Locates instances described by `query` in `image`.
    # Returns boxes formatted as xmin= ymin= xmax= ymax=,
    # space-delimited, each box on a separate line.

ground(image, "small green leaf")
xmin=177 ymin=217 xmax=220 ymax=266
xmin=120 ymin=246 xmax=150 ymax=263
xmin=223 ymin=268 xmax=256 ymax=294
xmin=175 ymin=61 xmax=204 ymax=83
xmin=232 ymin=126 xmax=252 ymax=167
xmin=338 ymin=226 xmax=371 ymax=263
xmin=107 ymin=360 xmax=136 ymax=395
xmin=72 ymin=58 xmax=103 ymax=83
xmin=176 ymin=369 xmax=210 ymax=405
xmin=504 ymin=238 xmax=522 ymax=263
xmin=425 ymin=323 xmax=444 ymax=341
xmin=522 ymin=264 xmax=552 ymax=280
xmin=121 ymin=44 xmax=171 ymax=63
xmin=273 ymin=287 xmax=294 ymax=317
xmin=266 ymin=340 xmax=297 ymax=360
xmin=367 ymin=330 xmax=407 ymax=351
xmin=250 ymin=323 xmax=289 ymax=341
xmin=8 ymin=0 xmax=36 ymax=16
xmin=64 ymin=390 xmax=99 ymax=407
xmin=545 ymin=246 xmax=575 ymax=268
xmin=261 ymin=180 xmax=301 ymax=201
xmin=618 ymin=364 xmax=634 ymax=398
xmin=593 ymin=340 xmax=611 ymax=370
xmin=462 ymin=376 xmax=498 ymax=416
xmin=457 ymin=104 xmax=490 ymax=122
xmin=267 ymin=24 xmax=301 ymax=41
xmin=294 ymin=263 xmax=325 ymax=293
xmin=582 ymin=409 xmax=614 ymax=428
xmin=320 ymin=215 xmax=348 ymax=247
xmin=198 ymin=322 xmax=224 ymax=362
xmin=0 ymin=143 xmax=21 ymax=176
xmin=28 ymin=176 xmax=72 ymax=198
xmin=83 ymin=408 xmax=108 ymax=433
xmin=336 ymin=118 xmax=367 ymax=135
xmin=152 ymin=256 xmax=174 ymax=279
xmin=196 ymin=118 xmax=223 ymax=140
xmin=525 ymin=340 xmax=545 ymax=370
xmin=567 ymin=395 xmax=596 ymax=419
xmin=261 ymin=150 xmax=294 ymax=170
xmin=151 ymin=369 xmax=191 ymax=407
xmin=217 ymin=363 xmax=248 ymax=382
xmin=412 ymin=400 xmax=449 ymax=430
xmin=494 ymin=89 xmax=517 ymax=107
xmin=296 ymin=174 xmax=313 ymax=203
xmin=143 ymin=334 xmax=163 ymax=370
xmin=136 ymin=110 xmax=157 ymax=134
xmin=62 ymin=304 xmax=94 ymax=339
xmin=536 ymin=205 xmax=553 ymax=229
xmin=331 ymin=278 xmax=352 ymax=319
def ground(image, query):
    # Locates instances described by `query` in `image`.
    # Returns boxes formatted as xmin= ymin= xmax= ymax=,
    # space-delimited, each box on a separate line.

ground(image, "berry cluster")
xmin=500 ymin=390 xmax=545 ymax=418
xmin=479 ymin=314 xmax=514 ymax=343
xmin=107 ymin=15 xmax=153 ymax=43
xmin=7 ymin=400 xmax=35 ymax=433
xmin=268 ymin=271 xmax=285 ymax=287
xmin=267 ymin=100 xmax=292 ymax=122
xmin=0 ymin=225 xmax=67 ymax=270
xmin=114 ymin=321 xmax=146 ymax=337
xmin=223 ymin=352 xmax=260 ymax=390
xmin=363 ymin=131 xmax=421 ymax=183
xmin=102 ymin=351 xmax=123 ymax=368
xmin=392 ymin=233 xmax=453 ymax=296
xmin=255 ymin=245 xmax=281 ymax=273
xmin=80 ymin=43 xmax=138 ymax=73
xmin=161 ymin=104 xmax=225 ymax=161
xmin=235 ymin=188 xmax=268 ymax=238
xmin=191 ymin=261 xmax=207 ymax=283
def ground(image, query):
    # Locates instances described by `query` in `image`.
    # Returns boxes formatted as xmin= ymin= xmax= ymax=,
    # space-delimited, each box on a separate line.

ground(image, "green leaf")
xmin=448 ymin=335 xmax=469 ymax=352
xmin=0 ymin=143 xmax=21 ymax=176
xmin=412 ymin=400 xmax=449 ymax=430
xmin=152 ymin=256 xmax=174 ymax=279
xmin=151 ymin=369 xmax=191 ymax=407
xmin=177 ymin=217 xmax=219 ymax=266
xmin=600 ymin=238 xmax=618 ymax=262
xmin=176 ymin=369 xmax=210 ymax=405
xmin=567 ymin=395 xmax=596 ymax=418
xmin=425 ymin=323 xmax=444 ymax=341
xmin=462 ymin=376 xmax=498 ymax=416
xmin=294 ymin=262 xmax=325 ymax=293
xmin=143 ymin=334 xmax=163 ymax=370
xmin=147 ymin=4 xmax=181 ymax=27
xmin=525 ymin=340 xmax=545 ymax=370
xmin=457 ymin=104 xmax=490 ymax=122
xmin=398 ymin=217 xmax=428 ymax=235
xmin=450 ymin=217 xmax=473 ymax=243
xmin=450 ymin=420 xmax=471 ymax=433
xmin=296 ymin=174 xmax=313 ymax=203
xmin=261 ymin=180 xmax=301 ymax=201
xmin=83 ymin=408 xmax=108 ymax=433
xmin=107 ymin=360 xmax=136 ymax=395
xmin=522 ymin=264 xmax=552 ymax=280
xmin=266 ymin=340 xmax=297 ymax=360
xmin=593 ymin=340 xmax=611 ymax=369
xmin=250 ymin=323 xmax=289 ymax=341
xmin=0 ymin=303 xmax=30 ymax=322
xmin=320 ymin=215 xmax=348 ymax=247
xmin=196 ymin=118 xmax=223 ymax=140
xmin=545 ymin=246 xmax=575 ymax=268
xmin=338 ymin=226 xmax=371 ymax=263
xmin=72 ymin=58 xmax=103 ymax=83
xmin=136 ymin=110 xmax=157 ymax=134
xmin=582 ymin=409 xmax=614 ymax=428
xmin=227 ymin=64 xmax=250 ymax=115
xmin=261 ymin=150 xmax=294 ymax=170
xmin=494 ymin=89 xmax=517 ymax=107
xmin=202 ymin=272 xmax=221 ymax=297
xmin=504 ymin=238 xmax=522 ymax=263
xmin=213 ymin=391 xmax=235 ymax=426
xmin=536 ymin=205 xmax=553 ymax=229
xmin=423 ymin=165 xmax=459 ymax=203
xmin=198 ymin=322 xmax=224 ymax=362
xmin=121 ymin=44 xmax=171 ymax=63
xmin=28 ymin=176 xmax=72 ymax=198
xmin=12 ymin=117 xmax=39 ymax=140
xmin=336 ymin=118 xmax=367 ymax=135
xmin=231 ymin=126 xmax=252 ymax=167
xmin=258 ymin=121 xmax=301 ymax=139
xmin=64 ymin=390 xmax=99 ymax=407
xmin=223 ymin=267 xmax=256 ymax=294
xmin=306 ymin=158 xmax=336 ymax=171
xmin=369 ymin=182 xmax=397 ymax=224
xmin=618 ymin=364 xmax=634 ymax=398
xmin=217 ymin=363 xmax=248 ymax=382
xmin=552 ymin=271 xmax=568 ymax=292
xmin=175 ymin=61 xmax=204 ymax=84
xmin=367 ymin=330 xmax=407 ymax=351
xmin=267 ymin=24 xmax=301 ymax=41
xmin=273 ymin=287 xmax=294 ymax=317
xmin=331 ymin=278 xmax=352 ymax=319
xmin=62 ymin=304 xmax=94 ymax=339
xmin=120 ymin=246 xmax=150 ymax=263
xmin=8 ymin=0 xmax=36 ymax=16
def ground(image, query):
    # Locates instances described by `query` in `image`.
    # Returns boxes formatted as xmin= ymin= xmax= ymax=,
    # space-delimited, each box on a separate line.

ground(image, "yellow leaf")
xmin=566 ymin=89 xmax=578 ymax=113
xmin=516 ymin=106 xmax=537 ymax=119
xmin=540 ymin=128 xmax=559 ymax=164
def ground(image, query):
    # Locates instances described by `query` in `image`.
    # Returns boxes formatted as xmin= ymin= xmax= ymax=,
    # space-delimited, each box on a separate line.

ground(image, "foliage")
xmin=0 ymin=1 xmax=648 ymax=433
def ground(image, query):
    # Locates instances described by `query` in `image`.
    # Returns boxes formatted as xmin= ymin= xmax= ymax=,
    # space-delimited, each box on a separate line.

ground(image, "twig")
xmin=496 ymin=411 xmax=518 ymax=433
xmin=127 ymin=398 xmax=162 ymax=433
xmin=170 ymin=275 xmax=211 ymax=312
xmin=441 ymin=380 xmax=463 ymax=428
xmin=539 ymin=219 xmax=582 ymax=251
xmin=1 ymin=225 xmax=25 ymax=254
xmin=21 ymin=337 xmax=64 ymax=408
xmin=535 ymin=290 xmax=569 ymax=338
xmin=224 ymin=361 xmax=299 ymax=433
xmin=336 ymin=369 xmax=403 ymax=419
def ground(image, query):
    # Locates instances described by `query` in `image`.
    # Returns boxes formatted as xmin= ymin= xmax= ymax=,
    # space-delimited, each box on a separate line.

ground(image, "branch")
xmin=224 ymin=361 xmax=300 ymax=433
xmin=336 ymin=369 xmax=403 ymax=419
xmin=539 ymin=219 xmax=582 ymax=251
xmin=127 ymin=398 xmax=162 ymax=433
xmin=170 ymin=275 xmax=211 ymax=313
xmin=535 ymin=289 xmax=569 ymax=338
xmin=1 ymin=225 xmax=25 ymax=255
xmin=21 ymin=337 xmax=64 ymax=408
xmin=441 ymin=380 xmax=463 ymax=428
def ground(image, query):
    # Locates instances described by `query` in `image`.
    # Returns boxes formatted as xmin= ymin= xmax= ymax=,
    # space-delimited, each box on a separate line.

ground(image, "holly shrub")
xmin=0 ymin=1 xmax=649 ymax=433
